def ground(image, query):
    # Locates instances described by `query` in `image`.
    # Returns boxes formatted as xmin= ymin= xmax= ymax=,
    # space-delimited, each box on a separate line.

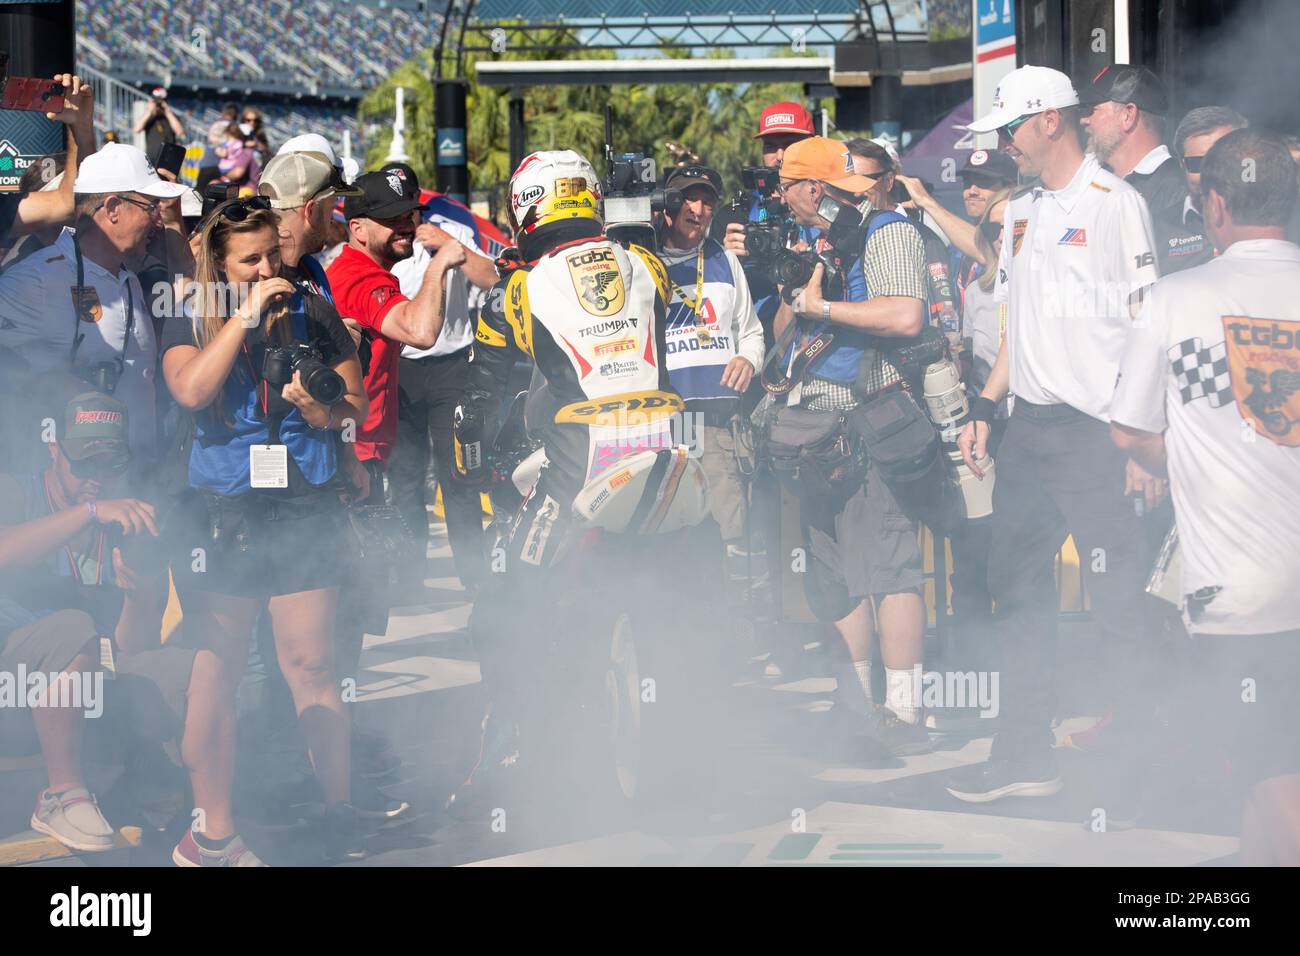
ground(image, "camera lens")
xmin=773 ymin=251 xmax=814 ymax=288
xmin=297 ymin=359 xmax=346 ymax=406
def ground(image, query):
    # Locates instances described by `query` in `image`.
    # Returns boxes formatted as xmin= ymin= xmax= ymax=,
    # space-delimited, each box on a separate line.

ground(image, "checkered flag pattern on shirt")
xmin=1168 ymin=337 xmax=1232 ymax=407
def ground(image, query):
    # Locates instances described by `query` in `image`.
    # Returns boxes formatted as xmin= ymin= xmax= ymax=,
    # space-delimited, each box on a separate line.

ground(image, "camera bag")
xmin=761 ymin=405 xmax=865 ymax=503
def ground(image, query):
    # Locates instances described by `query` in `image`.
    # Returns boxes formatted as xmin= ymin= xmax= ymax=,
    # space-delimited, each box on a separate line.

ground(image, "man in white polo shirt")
xmin=387 ymin=163 xmax=498 ymax=593
xmin=1111 ymin=130 xmax=1300 ymax=862
xmin=949 ymin=66 xmax=1162 ymax=803
xmin=0 ymin=143 xmax=187 ymax=463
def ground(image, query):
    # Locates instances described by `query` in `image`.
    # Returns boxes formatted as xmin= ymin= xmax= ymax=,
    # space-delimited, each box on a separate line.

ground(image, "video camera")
xmin=603 ymin=106 xmax=664 ymax=250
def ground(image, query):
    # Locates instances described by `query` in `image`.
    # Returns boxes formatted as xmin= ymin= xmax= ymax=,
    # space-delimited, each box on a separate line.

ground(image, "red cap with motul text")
xmin=754 ymin=101 xmax=816 ymax=139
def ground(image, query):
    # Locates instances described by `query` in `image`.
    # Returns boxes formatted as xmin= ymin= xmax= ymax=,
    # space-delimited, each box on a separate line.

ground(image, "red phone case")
xmin=1 ymin=77 xmax=65 ymax=114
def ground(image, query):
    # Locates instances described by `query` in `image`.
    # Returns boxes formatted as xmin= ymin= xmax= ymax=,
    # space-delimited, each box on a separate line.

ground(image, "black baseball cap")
xmin=343 ymin=167 xmax=427 ymax=221
xmin=959 ymin=148 xmax=1018 ymax=186
xmin=663 ymin=164 xmax=723 ymax=198
xmin=60 ymin=392 xmax=130 ymax=466
xmin=1078 ymin=64 xmax=1169 ymax=115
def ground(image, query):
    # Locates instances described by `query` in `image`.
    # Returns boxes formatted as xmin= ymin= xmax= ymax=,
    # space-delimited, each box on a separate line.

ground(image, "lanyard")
xmin=44 ymin=471 xmax=104 ymax=586
xmin=668 ymin=244 xmax=712 ymax=344
xmin=70 ymin=235 xmax=136 ymax=392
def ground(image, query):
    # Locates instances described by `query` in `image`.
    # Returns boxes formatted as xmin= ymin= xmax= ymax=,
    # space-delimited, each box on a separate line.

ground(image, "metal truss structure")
xmin=432 ymin=1 xmax=925 ymax=81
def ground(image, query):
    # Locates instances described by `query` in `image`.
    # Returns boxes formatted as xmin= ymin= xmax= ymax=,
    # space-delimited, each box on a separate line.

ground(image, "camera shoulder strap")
xmin=70 ymin=234 xmax=135 ymax=390
xmin=760 ymin=317 xmax=833 ymax=395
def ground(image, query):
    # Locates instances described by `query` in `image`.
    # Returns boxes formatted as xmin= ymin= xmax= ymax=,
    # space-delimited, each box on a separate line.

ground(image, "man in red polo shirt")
xmin=326 ymin=169 xmax=466 ymax=473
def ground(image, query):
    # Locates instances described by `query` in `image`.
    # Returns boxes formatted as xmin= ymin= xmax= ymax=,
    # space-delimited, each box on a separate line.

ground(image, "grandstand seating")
xmin=77 ymin=0 xmax=439 ymax=92
xmin=162 ymin=97 xmax=368 ymax=161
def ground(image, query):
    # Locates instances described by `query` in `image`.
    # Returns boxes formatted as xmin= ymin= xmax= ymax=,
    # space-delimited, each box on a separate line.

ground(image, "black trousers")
xmin=988 ymin=401 xmax=1153 ymax=762
xmin=946 ymin=417 xmax=1008 ymax=656
xmin=389 ymin=349 xmax=486 ymax=591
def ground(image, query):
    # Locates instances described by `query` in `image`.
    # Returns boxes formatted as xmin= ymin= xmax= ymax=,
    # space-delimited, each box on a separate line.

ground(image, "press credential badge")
xmin=249 ymin=444 xmax=289 ymax=488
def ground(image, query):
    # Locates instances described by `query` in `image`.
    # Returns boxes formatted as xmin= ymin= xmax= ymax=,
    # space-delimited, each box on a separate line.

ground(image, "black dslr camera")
xmin=74 ymin=360 xmax=123 ymax=396
xmin=262 ymin=344 xmax=345 ymax=405
xmin=773 ymin=195 xmax=864 ymax=302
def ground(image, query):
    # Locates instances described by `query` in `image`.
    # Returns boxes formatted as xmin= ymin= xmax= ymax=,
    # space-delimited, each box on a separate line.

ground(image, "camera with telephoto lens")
xmin=261 ymin=343 xmax=345 ymax=405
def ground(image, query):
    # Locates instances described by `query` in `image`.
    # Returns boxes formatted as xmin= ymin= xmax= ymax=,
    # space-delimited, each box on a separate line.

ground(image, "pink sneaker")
xmin=172 ymin=828 xmax=267 ymax=867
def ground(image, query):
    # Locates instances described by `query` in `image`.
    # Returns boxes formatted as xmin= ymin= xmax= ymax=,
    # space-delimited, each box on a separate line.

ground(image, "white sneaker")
xmin=31 ymin=787 xmax=116 ymax=852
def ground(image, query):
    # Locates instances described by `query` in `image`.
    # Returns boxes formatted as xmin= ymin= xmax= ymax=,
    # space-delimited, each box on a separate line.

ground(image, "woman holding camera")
xmin=160 ymin=197 xmax=368 ymax=865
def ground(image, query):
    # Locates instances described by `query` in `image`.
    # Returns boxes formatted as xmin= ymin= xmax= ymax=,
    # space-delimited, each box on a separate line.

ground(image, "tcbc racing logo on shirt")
xmin=566 ymin=247 xmax=626 ymax=317
xmin=1223 ymin=315 xmax=1300 ymax=445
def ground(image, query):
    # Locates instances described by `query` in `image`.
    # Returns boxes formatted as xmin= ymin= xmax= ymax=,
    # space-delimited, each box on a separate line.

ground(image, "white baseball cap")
xmin=72 ymin=142 xmax=189 ymax=198
xmin=967 ymin=65 xmax=1080 ymax=134
xmin=277 ymin=133 xmax=341 ymax=169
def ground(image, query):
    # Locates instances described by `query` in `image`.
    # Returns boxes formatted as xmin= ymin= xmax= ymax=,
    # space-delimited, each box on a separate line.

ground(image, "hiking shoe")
xmin=863 ymin=707 xmax=934 ymax=756
xmin=31 ymin=787 xmax=115 ymax=853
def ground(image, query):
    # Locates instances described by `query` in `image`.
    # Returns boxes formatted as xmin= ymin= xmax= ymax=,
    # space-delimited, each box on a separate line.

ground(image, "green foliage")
xmin=357 ymin=25 xmax=820 ymax=214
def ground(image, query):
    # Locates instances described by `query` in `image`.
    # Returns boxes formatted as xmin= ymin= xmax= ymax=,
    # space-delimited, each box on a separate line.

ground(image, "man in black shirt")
xmin=132 ymin=88 xmax=184 ymax=164
xmin=1080 ymin=65 xmax=1212 ymax=273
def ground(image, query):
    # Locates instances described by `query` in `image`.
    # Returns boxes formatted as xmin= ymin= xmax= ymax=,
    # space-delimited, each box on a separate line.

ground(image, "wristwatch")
xmin=821 ymin=301 xmax=832 ymax=322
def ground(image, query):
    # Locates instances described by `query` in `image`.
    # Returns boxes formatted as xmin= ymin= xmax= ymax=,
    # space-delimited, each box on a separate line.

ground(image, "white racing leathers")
xmin=460 ymin=233 xmax=700 ymax=717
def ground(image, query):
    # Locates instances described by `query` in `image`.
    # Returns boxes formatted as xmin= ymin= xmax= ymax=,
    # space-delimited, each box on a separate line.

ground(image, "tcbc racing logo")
xmin=1224 ymin=315 xmax=1300 ymax=445
xmin=566 ymin=247 xmax=626 ymax=317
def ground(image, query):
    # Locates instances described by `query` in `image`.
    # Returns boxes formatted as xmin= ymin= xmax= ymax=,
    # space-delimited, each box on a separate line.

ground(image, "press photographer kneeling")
xmin=160 ymin=198 xmax=370 ymax=863
xmin=762 ymin=136 xmax=966 ymax=754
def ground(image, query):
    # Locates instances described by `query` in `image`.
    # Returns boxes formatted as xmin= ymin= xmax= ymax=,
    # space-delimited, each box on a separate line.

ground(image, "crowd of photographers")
xmin=0 ymin=60 xmax=1298 ymax=866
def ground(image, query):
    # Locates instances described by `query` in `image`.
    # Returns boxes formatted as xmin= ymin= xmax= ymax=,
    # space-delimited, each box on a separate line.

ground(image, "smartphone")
xmin=154 ymin=142 xmax=186 ymax=178
xmin=1 ymin=76 xmax=65 ymax=114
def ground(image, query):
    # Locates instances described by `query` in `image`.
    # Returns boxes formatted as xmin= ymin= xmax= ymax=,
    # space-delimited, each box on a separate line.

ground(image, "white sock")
xmin=885 ymin=666 xmax=921 ymax=725
xmin=853 ymin=659 xmax=873 ymax=706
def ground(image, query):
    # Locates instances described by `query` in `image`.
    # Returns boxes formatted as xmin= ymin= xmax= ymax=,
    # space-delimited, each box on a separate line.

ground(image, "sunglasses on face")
xmin=67 ymin=453 xmax=130 ymax=481
xmin=998 ymin=113 xmax=1035 ymax=142
xmin=215 ymin=196 xmax=273 ymax=222
xmin=979 ymin=220 xmax=1004 ymax=244
xmin=1182 ymin=155 xmax=1206 ymax=173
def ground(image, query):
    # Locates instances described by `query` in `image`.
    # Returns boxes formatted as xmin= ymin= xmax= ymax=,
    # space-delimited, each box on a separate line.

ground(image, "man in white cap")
xmin=259 ymin=147 xmax=360 ymax=280
xmin=0 ymin=143 xmax=187 ymax=461
xmin=948 ymin=66 xmax=1162 ymax=806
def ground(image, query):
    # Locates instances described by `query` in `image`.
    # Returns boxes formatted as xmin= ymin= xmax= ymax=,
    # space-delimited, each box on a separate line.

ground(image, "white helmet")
xmin=507 ymin=149 xmax=602 ymax=238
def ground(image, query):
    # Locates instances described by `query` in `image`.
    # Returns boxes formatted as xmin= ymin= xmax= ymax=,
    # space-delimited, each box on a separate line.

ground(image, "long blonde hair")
xmin=975 ymin=186 xmax=1016 ymax=294
xmin=188 ymin=202 xmax=289 ymax=348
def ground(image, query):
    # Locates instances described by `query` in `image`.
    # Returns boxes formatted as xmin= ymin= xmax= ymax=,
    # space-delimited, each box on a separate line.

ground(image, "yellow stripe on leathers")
xmin=627 ymin=243 xmax=670 ymax=304
xmin=502 ymin=269 xmax=534 ymax=357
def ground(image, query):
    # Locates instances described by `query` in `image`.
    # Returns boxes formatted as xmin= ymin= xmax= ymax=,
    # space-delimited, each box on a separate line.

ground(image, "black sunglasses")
xmin=979 ymin=220 xmax=1004 ymax=244
xmin=215 ymin=196 xmax=273 ymax=222
xmin=1182 ymin=155 xmax=1206 ymax=173
xmin=67 ymin=452 xmax=131 ymax=481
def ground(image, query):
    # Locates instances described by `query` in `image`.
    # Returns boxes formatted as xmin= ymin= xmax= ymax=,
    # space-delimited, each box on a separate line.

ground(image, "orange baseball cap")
xmin=779 ymin=136 xmax=876 ymax=194
xmin=754 ymin=101 xmax=815 ymax=139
